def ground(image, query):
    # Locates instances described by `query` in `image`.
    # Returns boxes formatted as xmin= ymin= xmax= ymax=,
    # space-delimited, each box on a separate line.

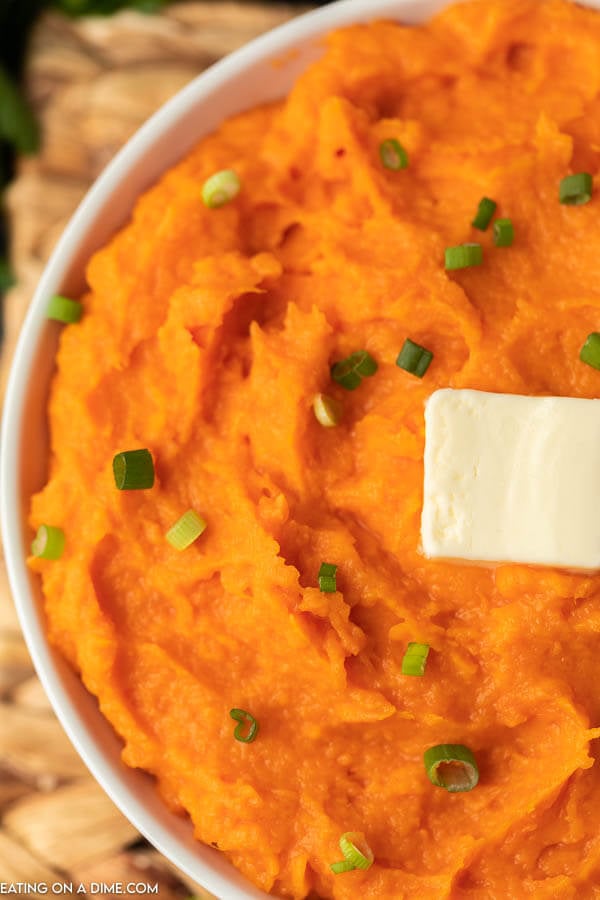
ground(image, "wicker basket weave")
xmin=0 ymin=3 xmax=307 ymax=892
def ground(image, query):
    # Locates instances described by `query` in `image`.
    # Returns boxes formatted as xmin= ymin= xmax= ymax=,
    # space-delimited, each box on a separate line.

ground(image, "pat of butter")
xmin=421 ymin=389 xmax=600 ymax=570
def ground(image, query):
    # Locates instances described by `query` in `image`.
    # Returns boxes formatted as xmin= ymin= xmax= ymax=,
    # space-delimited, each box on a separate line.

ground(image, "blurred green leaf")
xmin=0 ymin=66 xmax=39 ymax=155
xmin=0 ymin=257 xmax=15 ymax=292
xmin=132 ymin=0 xmax=167 ymax=11
xmin=54 ymin=0 xmax=168 ymax=15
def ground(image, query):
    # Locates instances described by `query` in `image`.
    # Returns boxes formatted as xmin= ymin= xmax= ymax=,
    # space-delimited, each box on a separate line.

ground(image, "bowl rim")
xmin=4 ymin=0 xmax=599 ymax=895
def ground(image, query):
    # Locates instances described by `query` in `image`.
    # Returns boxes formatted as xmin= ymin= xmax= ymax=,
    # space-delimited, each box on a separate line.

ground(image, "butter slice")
xmin=421 ymin=389 xmax=600 ymax=570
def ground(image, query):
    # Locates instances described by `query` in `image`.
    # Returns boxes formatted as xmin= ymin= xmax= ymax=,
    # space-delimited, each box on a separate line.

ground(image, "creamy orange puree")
xmin=30 ymin=0 xmax=600 ymax=896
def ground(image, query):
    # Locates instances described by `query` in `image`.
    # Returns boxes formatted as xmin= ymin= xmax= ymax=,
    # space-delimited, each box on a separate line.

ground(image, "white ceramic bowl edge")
xmin=3 ymin=0 xmax=599 ymax=896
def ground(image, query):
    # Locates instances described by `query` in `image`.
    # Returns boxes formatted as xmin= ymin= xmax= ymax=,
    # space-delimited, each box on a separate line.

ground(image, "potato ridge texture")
xmin=30 ymin=1 xmax=600 ymax=897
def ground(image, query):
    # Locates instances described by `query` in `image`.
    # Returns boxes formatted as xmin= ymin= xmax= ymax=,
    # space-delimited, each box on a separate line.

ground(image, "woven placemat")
xmin=0 ymin=3 xmax=308 ymax=892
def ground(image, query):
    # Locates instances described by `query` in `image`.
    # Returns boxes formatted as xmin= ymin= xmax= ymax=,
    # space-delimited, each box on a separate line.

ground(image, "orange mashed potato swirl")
xmin=30 ymin=0 xmax=600 ymax=897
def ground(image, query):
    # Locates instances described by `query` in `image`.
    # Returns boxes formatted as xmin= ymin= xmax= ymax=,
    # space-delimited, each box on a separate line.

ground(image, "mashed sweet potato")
xmin=29 ymin=0 xmax=600 ymax=896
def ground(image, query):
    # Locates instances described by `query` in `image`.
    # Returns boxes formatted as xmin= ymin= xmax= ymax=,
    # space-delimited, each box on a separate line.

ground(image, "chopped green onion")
xmin=471 ymin=196 xmax=497 ymax=231
xmin=313 ymin=393 xmax=342 ymax=427
xmin=396 ymin=338 xmax=433 ymax=378
xmin=493 ymin=217 xmax=514 ymax=247
xmin=201 ymin=169 xmax=241 ymax=208
xmin=319 ymin=576 xmax=336 ymax=593
xmin=559 ymin=172 xmax=593 ymax=206
xmin=331 ymin=350 xmax=378 ymax=391
xmin=401 ymin=642 xmax=430 ymax=676
xmin=339 ymin=833 xmax=374 ymax=870
xmin=445 ymin=243 xmax=483 ymax=270
xmin=47 ymin=295 xmax=82 ymax=324
xmin=318 ymin=562 xmax=337 ymax=593
xmin=331 ymin=367 xmax=360 ymax=391
xmin=353 ymin=352 xmax=377 ymax=377
xmin=580 ymin=332 xmax=600 ymax=371
xmin=330 ymin=832 xmax=374 ymax=875
xmin=379 ymin=138 xmax=408 ymax=171
xmin=31 ymin=525 xmax=65 ymax=560
xmin=229 ymin=708 xmax=259 ymax=743
xmin=112 ymin=449 xmax=155 ymax=490
xmin=330 ymin=860 xmax=356 ymax=874
xmin=166 ymin=509 xmax=207 ymax=550
xmin=424 ymin=744 xmax=479 ymax=793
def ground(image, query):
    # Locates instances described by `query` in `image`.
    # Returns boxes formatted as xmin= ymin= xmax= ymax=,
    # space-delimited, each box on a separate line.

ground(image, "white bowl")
xmin=2 ymin=0 xmax=598 ymax=896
